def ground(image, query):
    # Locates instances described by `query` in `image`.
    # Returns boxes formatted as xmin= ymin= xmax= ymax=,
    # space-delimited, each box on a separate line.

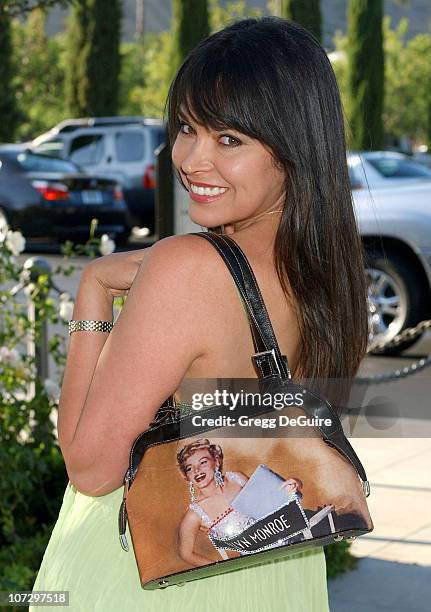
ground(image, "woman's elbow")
xmin=61 ymin=442 xmax=125 ymax=496
xmin=68 ymin=472 xmax=118 ymax=497
xmin=66 ymin=461 xmax=121 ymax=496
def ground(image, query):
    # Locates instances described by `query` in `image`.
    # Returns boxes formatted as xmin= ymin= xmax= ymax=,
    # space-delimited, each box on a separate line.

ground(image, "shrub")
xmin=0 ymin=223 xmax=115 ymax=594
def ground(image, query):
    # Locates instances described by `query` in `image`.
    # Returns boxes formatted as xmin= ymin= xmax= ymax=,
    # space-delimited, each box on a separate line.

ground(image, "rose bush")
xmin=0 ymin=223 xmax=118 ymax=597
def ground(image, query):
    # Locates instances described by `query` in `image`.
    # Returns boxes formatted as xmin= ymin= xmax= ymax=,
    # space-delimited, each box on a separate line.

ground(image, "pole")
xmin=23 ymin=257 xmax=52 ymax=399
xmin=136 ymin=0 xmax=144 ymax=37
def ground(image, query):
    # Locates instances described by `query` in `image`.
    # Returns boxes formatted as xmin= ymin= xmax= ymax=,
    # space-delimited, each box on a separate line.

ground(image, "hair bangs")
xmin=167 ymin=44 xmax=266 ymax=144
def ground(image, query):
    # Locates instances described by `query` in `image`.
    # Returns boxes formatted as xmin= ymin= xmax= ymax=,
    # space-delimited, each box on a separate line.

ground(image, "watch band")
xmin=68 ymin=320 xmax=113 ymax=336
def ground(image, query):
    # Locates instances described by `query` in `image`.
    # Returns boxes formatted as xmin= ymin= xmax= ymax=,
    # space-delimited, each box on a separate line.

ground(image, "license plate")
xmin=82 ymin=190 xmax=103 ymax=204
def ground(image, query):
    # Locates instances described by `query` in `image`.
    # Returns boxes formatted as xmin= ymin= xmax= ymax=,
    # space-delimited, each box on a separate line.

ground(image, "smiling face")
xmin=183 ymin=449 xmax=218 ymax=490
xmin=171 ymin=112 xmax=287 ymax=230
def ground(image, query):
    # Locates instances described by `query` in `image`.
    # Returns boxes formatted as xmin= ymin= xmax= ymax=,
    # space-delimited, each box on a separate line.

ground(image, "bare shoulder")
xmin=145 ymin=233 xmax=222 ymax=270
xmin=136 ymin=234 xmax=228 ymax=300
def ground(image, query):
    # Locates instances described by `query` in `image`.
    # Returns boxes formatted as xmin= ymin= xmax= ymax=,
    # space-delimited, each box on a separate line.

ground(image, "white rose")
xmin=0 ymin=346 xmax=25 ymax=373
xmin=0 ymin=221 xmax=9 ymax=243
xmin=8 ymin=347 xmax=22 ymax=368
xmin=44 ymin=378 xmax=61 ymax=403
xmin=59 ymin=292 xmax=74 ymax=321
xmin=5 ymin=230 xmax=26 ymax=255
xmin=99 ymin=234 xmax=116 ymax=256
xmin=0 ymin=346 xmax=22 ymax=368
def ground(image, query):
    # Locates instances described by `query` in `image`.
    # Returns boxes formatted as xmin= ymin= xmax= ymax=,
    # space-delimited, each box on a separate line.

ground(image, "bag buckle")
xmin=120 ymin=533 xmax=129 ymax=552
xmin=252 ymin=348 xmax=291 ymax=380
xmin=362 ymin=480 xmax=371 ymax=497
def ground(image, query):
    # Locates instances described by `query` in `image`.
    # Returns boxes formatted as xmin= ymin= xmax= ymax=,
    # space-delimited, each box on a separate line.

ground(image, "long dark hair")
xmin=166 ymin=17 xmax=368 ymax=380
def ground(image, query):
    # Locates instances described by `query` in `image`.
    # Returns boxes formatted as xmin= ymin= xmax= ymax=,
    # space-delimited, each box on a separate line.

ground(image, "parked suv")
xmin=348 ymin=152 xmax=431 ymax=354
xmin=31 ymin=117 xmax=166 ymax=234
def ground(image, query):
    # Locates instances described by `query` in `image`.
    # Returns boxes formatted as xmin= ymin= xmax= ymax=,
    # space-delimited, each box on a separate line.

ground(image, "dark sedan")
xmin=0 ymin=147 xmax=130 ymax=245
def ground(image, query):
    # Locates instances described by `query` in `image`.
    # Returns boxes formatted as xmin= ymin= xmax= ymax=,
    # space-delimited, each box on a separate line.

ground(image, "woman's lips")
xmin=194 ymin=473 xmax=206 ymax=483
xmin=189 ymin=190 xmax=228 ymax=204
xmin=187 ymin=180 xmax=229 ymax=204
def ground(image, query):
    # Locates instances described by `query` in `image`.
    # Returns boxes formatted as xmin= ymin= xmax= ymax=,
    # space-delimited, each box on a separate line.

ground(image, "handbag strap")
xmin=191 ymin=231 xmax=291 ymax=381
xmin=190 ymin=231 xmax=369 ymax=488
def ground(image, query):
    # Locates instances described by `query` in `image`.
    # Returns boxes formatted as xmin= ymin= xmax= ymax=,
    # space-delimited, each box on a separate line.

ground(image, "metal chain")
xmin=356 ymin=354 xmax=431 ymax=384
xmin=358 ymin=318 xmax=431 ymax=384
xmin=367 ymin=319 xmax=431 ymax=353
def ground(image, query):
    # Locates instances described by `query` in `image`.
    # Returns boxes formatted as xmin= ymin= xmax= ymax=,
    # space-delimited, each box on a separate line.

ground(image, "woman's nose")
xmin=181 ymin=140 xmax=214 ymax=176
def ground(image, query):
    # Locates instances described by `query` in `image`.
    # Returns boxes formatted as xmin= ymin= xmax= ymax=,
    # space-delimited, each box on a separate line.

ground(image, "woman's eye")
xmin=179 ymin=122 xmax=193 ymax=135
xmin=219 ymin=134 xmax=241 ymax=147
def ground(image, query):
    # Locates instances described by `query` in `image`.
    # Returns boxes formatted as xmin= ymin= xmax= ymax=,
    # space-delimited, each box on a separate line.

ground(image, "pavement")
xmin=328 ymin=333 xmax=431 ymax=612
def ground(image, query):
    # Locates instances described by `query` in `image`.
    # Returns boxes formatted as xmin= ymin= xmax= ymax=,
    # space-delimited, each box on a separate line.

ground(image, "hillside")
xmin=45 ymin=0 xmax=430 ymax=51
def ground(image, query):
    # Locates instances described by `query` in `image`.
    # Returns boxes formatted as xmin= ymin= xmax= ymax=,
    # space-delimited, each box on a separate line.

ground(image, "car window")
xmin=70 ymin=134 xmax=104 ymax=165
xmin=151 ymin=127 xmax=166 ymax=150
xmin=33 ymin=140 xmax=65 ymax=157
xmin=15 ymin=152 xmax=80 ymax=173
xmin=367 ymin=157 xmax=431 ymax=178
xmin=115 ymin=131 xmax=145 ymax=162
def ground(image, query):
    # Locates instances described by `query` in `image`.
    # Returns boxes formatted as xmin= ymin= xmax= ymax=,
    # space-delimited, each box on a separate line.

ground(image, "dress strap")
xmin=226 ymin=471 xmax=247 ymax=487
xmin=189 ymin=502 xmax=212 ymax=526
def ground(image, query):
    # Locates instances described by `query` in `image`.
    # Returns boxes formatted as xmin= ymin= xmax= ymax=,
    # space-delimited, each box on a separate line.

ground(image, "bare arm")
xmin=58 ymin=236 xmax=213 ymax=496
xmin=178 ymin=510 xmax=214 ymax=567
xmin=57 ymin=248 xmax=150 ymax=451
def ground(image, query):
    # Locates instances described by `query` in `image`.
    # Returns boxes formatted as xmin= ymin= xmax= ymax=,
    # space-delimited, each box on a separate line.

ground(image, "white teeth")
xmin=190 ymin=184 xmax=227 ymax=196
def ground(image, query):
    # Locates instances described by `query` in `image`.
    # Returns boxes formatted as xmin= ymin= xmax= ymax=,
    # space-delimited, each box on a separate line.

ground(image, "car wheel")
xmin=366 ymin=249 xmax=429 ymax=355
xmin=0 ymin=207 xmax=9 ymax=238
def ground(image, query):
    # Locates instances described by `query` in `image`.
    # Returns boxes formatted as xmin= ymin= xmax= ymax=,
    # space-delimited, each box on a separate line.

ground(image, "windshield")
xmin=14 ymin=151 xmax=80 ymax=173
xmin=366 ymin=156 xmax=431 ymax=179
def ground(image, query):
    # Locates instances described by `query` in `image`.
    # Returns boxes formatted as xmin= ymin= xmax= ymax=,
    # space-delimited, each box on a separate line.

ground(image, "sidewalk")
xmin=328 ymin=437 xmax=431 ymax=611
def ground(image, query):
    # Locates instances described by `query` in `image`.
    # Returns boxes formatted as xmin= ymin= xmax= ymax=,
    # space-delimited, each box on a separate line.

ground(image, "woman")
xmin=176 ymin=439 xmax=301 ymax=565
xmin=177 ymin=438 xmax=253 ymax=565
xmin=31 ymin=16 xmax=367 ymax=612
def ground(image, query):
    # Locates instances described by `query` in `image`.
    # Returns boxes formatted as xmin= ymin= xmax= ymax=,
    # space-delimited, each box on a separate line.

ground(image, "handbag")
xmin=118 ymin=231 xmax=373 ymax=590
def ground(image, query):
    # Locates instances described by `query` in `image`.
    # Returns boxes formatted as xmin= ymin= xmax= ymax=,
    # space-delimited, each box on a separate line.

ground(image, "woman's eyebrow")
xmin=177 ymin=108 xmax=193 ymax=122
xmin=177 ymin=112 xmax=242 ymax=136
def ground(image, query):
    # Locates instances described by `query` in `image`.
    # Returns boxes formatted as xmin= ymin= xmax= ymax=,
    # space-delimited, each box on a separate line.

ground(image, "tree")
xmin=171 ymin=0 xmax=210 ymax=75
xmin=119 ymin=1 xmax=264 ymax=119
xmin=118 ymin=40 xmax=147 ymax=116
xmin=331 ymin=17 xmax=431 ymax=150
xmin=119 ymin=33 xmax=173 ymax=118
xmin=383 ymin=18 xmax=431 ymax=149
xmin=0 ymin=6 xmax=20 ymax=142
xmin=65 ymin=0 xmax=121 ymax=117
xmin=280 ymin=0 xmax=322 ymax=43
xmin=210 ymin=0 xmax=262 ymax=31
xmin=12 ymin=9 xmax=65 ymax=140
xmin=347 ymin=0 xmax=384 ymax=150
xmin=2 ymin=0 xmax=71 ymax=17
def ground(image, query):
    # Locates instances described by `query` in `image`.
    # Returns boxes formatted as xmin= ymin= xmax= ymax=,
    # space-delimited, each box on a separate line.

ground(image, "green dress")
xmin=31 ymin=480 xmax=329 ymax=612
